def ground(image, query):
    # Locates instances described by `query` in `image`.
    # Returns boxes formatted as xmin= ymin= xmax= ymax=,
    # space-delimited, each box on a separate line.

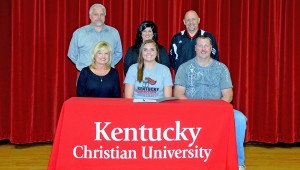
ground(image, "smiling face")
xmin=195 ymin=37 xmax=212 ymax=60
xmin=141 ymin=27 xmax=154 ymax=41
xmin=183 ymin=10 xmax=200 ymax=35
xmin=142 ymin=42 xmax=157 ymax=62
xmin=94 ymin=48 xmax=110 ymax=65
xmin=90 ymin=7 xmax=106 ymax=28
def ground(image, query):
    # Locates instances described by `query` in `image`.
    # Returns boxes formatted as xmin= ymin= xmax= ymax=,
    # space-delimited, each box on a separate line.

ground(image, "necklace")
xmin=99 ymin=76 xmax=103 ymax=82
xmin=91 ymin=67 xmax=106 ymax=82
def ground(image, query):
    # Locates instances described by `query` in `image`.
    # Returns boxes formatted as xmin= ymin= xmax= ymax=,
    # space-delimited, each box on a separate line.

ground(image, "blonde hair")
xmin=137 ymin=39 xmax=160 ymax=82
xmin=90 ymin=41 xmax=112 ymax=69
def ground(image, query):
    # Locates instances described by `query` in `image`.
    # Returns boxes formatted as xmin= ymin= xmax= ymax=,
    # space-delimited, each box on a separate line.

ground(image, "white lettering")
xmin=111 ymin=128 xmax=123 ymax=141
xmin=94 ymin=122 xmax=111 ymax=141
xmin=73 ymin=145 xmax=137 ymax=159
xmin=94 ymin=121 xmax=202 ymax=147
xmin=163 ymin=127 xmax=175 ymax=141
xmin=141 ymin=145 xmax=212 ymax=162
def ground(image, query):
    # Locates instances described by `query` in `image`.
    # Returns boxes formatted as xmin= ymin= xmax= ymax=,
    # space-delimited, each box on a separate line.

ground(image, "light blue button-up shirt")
xmin=68 ymin=24 xmax=122 ymax=71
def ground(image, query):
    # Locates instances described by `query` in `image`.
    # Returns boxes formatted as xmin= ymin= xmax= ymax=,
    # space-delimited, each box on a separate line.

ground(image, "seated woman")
xmin=124 ymin=20 xmax=170 ymax=75
xmin=77 ymin=41 xmax=121 ymax=98
xmin=124 ymin=39 xmax=173 ymax=99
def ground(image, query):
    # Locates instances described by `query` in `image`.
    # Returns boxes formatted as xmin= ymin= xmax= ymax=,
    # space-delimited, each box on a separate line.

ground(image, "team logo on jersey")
xmin=142 ymin=77 xmax=157 ymax=87
xmin=136 ymin=77 xmax=158 ymax=97
xmin=145 ymin=77 xmax=156 ymax=85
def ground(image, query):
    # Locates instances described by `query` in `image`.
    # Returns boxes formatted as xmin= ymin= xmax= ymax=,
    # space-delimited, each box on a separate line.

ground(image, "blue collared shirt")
xmin=68 ymin=24 xmax=122 ymax=71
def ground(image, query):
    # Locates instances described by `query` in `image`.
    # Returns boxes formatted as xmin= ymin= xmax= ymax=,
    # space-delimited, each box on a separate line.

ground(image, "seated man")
xmin=174 ymin=35 xmax=247 ymax=170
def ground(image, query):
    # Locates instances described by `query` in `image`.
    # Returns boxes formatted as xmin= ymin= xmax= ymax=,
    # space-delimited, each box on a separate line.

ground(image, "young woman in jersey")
xmin=124 ymin=39 xmax=172 ymax=99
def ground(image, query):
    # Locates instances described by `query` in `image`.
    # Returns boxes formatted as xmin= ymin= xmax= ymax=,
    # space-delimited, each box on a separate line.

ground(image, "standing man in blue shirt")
xmin=68 ymin=4 xmax=122 ymax=71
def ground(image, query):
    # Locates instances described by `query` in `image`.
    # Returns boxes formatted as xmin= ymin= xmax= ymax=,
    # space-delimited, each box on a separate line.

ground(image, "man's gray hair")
xmin=89 ymin=4 xmax=106 ymax=16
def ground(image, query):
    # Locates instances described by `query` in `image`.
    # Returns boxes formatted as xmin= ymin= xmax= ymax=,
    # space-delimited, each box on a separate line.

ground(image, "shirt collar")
xmin=87 ymin=24 xmax=108 ymax=32
xmin=185 ymin=29 xmax=200 ymax=39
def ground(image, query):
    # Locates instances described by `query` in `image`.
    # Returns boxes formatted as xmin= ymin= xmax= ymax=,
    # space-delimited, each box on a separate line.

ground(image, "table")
xmin=48 ymin=97 xmax=237 ymax=170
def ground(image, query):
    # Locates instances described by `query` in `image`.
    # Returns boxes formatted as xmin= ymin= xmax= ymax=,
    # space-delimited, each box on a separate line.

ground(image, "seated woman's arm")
xmin=124 ymin=84 xmax=135 ymax=98
xmin=164 ymin=86 xmax=173 ymax=98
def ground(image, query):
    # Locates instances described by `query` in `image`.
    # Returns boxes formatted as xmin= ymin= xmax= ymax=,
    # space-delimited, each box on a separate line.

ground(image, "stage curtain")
xmin=0 ymin=0 xmax=299 ymax=144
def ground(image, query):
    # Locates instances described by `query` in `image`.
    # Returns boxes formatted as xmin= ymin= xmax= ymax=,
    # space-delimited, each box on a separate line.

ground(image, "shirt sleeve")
xmin=162 ymin=67 xmax=173 ymax=86
xmin=174 ymin=64 xmax=187 ymax=87
xmin=124 ymin=47 xmax=135 ymax=75
xmin=112 ymin=70 xmax=121 ymax=98
xmin=67 ymin=30 xmax=79 ymax=64
xmin=111 ymin=30 xmax=122 ymax=68
xmin=76 ymin=68 xmax=88 ymax=97
xmin=220 ymin=64 xmax=233 ymax=89
xmin=204 ymin=32 xmax=219 ymax=61
xmin=124 ymin=64 xmax=137 ymax=85
xmin=168 ymin=36 xmax=177 ymax=70
xmin=159 ymin=46 xmax=170 ymax=68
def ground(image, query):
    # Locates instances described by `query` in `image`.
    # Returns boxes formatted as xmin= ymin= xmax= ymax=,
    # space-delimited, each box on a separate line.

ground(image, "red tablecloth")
xmin=48 ymin=97 xmax=237 ymax=170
